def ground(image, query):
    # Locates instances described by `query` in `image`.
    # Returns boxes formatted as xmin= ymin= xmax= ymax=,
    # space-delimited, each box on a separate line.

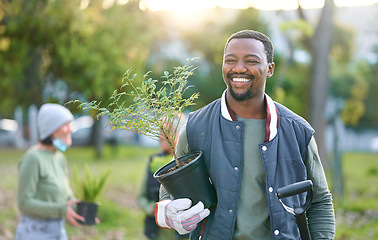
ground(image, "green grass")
xmin=331 ymin=152 xmax=378 ymax=240
xmin=0 ymin=146 xmax=377 ymax=239
xmin=339 ymin=153 xmax=378 ymax=210
xmin=65 ymin=145 xmax=159 ymax=239
xmin=0 ymin=144 xmax=159 ymax=240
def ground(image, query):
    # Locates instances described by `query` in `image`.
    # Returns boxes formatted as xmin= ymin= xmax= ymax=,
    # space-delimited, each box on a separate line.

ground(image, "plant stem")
xmin=172 ymin=151 xmax=179 ymax=166
xmin=160 ymin=125 xmax=179 ymax=166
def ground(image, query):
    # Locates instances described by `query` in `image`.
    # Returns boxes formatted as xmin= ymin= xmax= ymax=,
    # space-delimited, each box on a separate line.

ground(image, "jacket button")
xmin=274 ymin=230 xmax=279 ymax=235
xmin=236 ymin=125 xmax=240 ymax=129
xmin=262 ymin=146 xmax=267 ymax=151
xmin=229 ymin=209 xmax=233 ymax=213
xmin=269 ymin=187 xmax=273 ymax=193
xmin=234 ymin=167 xmax=238 ymax=172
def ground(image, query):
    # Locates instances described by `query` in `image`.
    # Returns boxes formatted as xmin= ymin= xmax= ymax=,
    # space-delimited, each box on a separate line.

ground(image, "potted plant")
xmin=70 ymin=59 xmax=216 ymax=208
xmin=72 ymin=164 xmax=112 ymax=225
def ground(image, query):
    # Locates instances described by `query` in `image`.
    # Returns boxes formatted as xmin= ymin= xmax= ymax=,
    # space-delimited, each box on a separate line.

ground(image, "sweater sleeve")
xmin=62 ymin=156 xmax=74 ymax=201
xmin=304 ymin=136 xmax=336 ymax=239
xmin=17 ymin=152 xmax=67 ymax=219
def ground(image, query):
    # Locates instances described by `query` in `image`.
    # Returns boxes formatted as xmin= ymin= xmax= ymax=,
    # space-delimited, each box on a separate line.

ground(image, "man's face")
xmin=222 ymin=38 xmax=274 ymax=102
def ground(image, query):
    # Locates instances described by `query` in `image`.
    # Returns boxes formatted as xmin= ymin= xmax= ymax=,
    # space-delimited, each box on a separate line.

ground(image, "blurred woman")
xmin=15 ymin=103 xmax=83 ymax=240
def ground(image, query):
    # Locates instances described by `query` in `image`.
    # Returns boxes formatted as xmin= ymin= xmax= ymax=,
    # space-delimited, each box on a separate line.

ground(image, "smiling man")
xmin=223 ymin=36 xmax=274 ymax=118
xmin=156 ymin=30 xmax=336 ymax=240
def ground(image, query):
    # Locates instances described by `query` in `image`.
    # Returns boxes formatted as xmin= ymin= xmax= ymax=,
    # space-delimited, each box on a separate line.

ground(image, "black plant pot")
xmin=153 ymin=151 xmax=217 ymax=208
xmin=76 ymin=201 xmax=98 ymax=225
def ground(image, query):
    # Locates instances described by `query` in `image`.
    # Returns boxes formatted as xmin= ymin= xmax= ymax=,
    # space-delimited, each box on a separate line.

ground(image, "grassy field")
xmin=0 ymin=145 xmax=377 ymax=240
xmin=332 ymin=152 xmax=378 ymax=240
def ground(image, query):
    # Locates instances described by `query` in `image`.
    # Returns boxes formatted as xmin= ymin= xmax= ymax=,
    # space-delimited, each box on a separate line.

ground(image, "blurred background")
xmin=0 ymin=0 xmax=377 ymax=239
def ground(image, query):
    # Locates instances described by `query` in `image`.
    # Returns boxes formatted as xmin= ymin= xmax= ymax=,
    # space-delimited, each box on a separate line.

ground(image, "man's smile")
xmin=229 ymin=75 xmax=254 ymax=88
xmin=232 ymin=77 xmax=251 ymax=83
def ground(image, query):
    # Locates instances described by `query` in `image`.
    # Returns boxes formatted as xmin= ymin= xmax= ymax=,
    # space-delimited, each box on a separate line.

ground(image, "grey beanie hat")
xmin=38 ymin=103 xmax=74 ymax=140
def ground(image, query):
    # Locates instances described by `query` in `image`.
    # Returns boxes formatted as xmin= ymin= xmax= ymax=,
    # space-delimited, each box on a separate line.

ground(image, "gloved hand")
xmin=155 ymin=198 xmax=210 ymax=235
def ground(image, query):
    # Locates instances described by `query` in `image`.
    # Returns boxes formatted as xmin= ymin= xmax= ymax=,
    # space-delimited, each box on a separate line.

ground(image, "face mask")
xmin=52 ymin=138 xmax=70 ymax=152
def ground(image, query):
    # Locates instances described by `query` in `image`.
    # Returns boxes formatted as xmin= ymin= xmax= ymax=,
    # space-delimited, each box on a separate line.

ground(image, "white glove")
xmin=155 ymin=198 xmax=210 ymax=235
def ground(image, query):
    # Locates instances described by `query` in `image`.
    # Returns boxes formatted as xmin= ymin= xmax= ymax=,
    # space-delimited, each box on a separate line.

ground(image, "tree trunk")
xmin=310 ymin=0 xmax=334 ymax=167
xmin=91 ymin=116 xmax=105 ymax=159
xmin=24 ymin=48 xmax=43 ymax=105
xmin=298 ymin=0 xmax=335 ymax=167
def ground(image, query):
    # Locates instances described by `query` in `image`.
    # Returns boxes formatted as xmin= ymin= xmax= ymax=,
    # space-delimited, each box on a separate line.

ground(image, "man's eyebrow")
xmin=245 ymin=54 xmax=262 ymax=59
xmin=224 ymin=53 xmax=236 ymax=58
xmin=224 ymin=53 xmax=262 ymax=59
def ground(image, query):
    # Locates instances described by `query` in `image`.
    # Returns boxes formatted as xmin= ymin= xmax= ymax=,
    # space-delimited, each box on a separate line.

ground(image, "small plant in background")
xmin=69 ymin=58 xmax=199 ymax=167
xmin=72 ymin=164 xmax=112 ymax=203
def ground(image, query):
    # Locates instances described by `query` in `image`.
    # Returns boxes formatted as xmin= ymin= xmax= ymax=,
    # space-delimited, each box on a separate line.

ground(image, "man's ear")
xmin=267 ymin=62 xmax=275 ymax=78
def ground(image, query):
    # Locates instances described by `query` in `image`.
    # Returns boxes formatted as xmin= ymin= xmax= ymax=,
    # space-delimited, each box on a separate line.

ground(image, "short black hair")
xmin=224 ymin=30 xmax=274 ymax=63
xmin=41 ymin=136 xmax=53 ymax=145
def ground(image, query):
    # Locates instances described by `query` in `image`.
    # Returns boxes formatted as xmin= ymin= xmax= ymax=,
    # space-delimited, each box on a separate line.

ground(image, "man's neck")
xmin=225 ymin=91 xmax=267 ymax=119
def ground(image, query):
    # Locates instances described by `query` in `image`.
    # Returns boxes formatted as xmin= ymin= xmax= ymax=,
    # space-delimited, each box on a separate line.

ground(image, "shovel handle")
xmin=276 ymin=180 xmax=313 ymax=199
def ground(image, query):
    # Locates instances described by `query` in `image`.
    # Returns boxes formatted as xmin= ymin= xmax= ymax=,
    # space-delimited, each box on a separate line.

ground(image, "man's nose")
xmin=233 ymin=60 xmax=247 ymax=73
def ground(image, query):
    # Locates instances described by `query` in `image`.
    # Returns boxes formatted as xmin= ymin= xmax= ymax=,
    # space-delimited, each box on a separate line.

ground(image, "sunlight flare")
xmin=142 ymin=0 xmax=377 ymax=12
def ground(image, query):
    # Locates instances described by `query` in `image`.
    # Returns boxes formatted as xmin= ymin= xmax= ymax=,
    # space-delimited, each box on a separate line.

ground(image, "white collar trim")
xmin=220 ymin=90 xmax=278 ymax=142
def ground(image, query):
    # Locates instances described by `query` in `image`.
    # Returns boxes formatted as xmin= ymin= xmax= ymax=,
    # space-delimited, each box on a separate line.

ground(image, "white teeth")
xmin=232 ymin=78 xmax=250 ymax=83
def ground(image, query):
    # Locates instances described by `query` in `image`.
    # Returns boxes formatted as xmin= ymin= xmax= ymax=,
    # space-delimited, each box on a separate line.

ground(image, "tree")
xmin=1 ymin=0 xmax=163 ymax=108
xmin=0 ymin=0 xmax=79 ymax=116
xmin=49 ymin=0 xmax=164 ymax=157
xmin=358 ymin=49 xmax=378 ymax=128
xmin=0 ymin=0 xmax=165 ymax=156
xmin=297 ymin=0 xmax=335 ymax=166
xmin=144 ymin=7 xmax=269 ymax=109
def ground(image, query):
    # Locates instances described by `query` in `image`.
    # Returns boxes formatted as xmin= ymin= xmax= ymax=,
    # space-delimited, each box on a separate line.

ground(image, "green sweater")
xmin=17 ymin=147 xmax=74 ymax=219
xmin=233 ymin=117 xmax=270 ymax=240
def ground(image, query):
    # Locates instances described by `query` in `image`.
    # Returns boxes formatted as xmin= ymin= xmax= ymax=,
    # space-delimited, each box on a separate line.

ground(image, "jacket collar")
xmin=221 ymin=90 xmax=278 ymax=142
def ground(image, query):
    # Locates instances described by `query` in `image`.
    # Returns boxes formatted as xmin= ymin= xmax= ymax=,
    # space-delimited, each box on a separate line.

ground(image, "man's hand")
xmin=155 ymin=198 xmax=210 ymax=235
xmin=66 ymin=199 xmax=84 ymax=226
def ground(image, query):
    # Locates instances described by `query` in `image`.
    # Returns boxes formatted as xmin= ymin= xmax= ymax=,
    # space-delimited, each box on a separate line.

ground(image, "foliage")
xmin=280 ymin=19 xmax=315 ymax=39
xmin=273 ymin=61 xmax=311 ymax=117
xmin=72 ymin=164 xmax=112 ymax=203
xmin=146 ymin=7 xmax=268 ymax=108
xmin=1 ymin=0 xmax=377 ymax=143
xmin=355 ymin=56 xmax=378 ymax=128
xmin=340 ymin=77 xmax=368 ymax=126
xmin=70 ymin=60 xmax=199 ymax=166
xmin=330 ymin=58 xmax=377 ymax=127
xmin=0 ymin=0 xmax=164 ymax=117
xmin=276 ymin=5 xmax=378 ymax=130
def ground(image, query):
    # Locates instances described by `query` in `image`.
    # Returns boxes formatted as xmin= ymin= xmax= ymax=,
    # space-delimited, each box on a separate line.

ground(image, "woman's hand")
xmin=66 ymin=199 xmax=84 ymax=226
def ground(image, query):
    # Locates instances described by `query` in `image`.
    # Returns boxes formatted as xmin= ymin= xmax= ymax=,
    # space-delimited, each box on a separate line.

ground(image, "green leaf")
xmin=69 ymin=59 xmax=199 ymax=166
xmin=72 ymin=164 xmax=112 ymax=203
